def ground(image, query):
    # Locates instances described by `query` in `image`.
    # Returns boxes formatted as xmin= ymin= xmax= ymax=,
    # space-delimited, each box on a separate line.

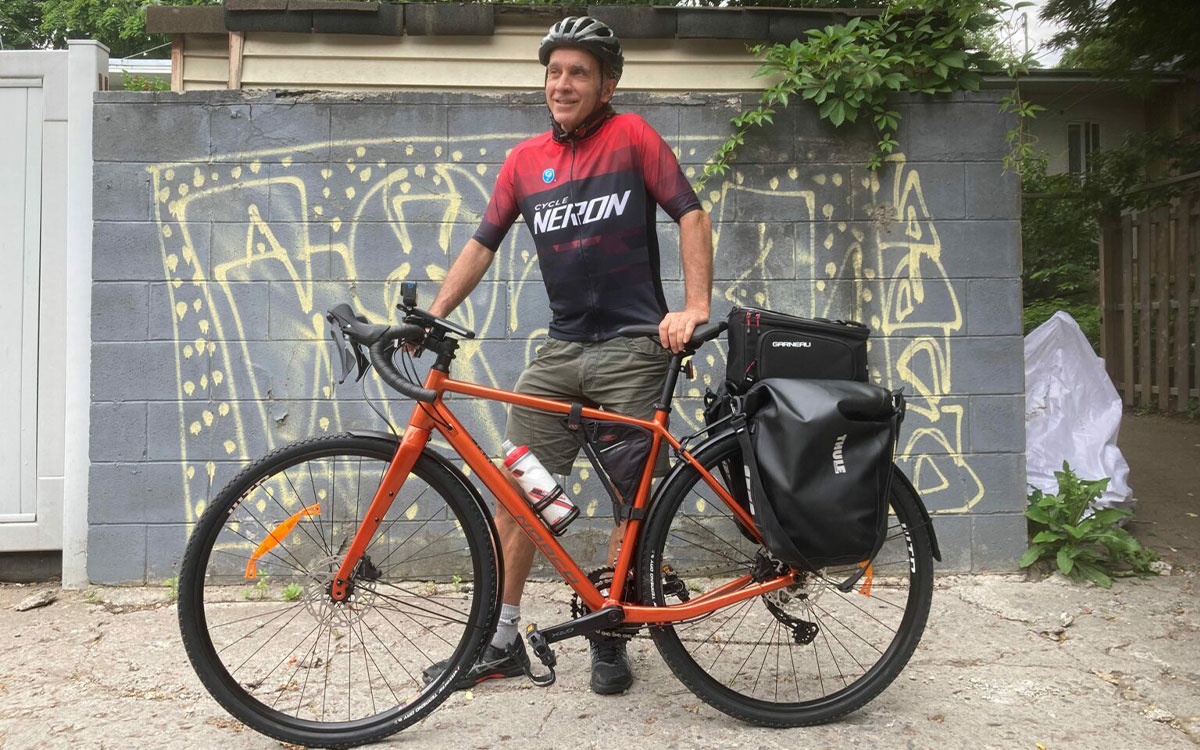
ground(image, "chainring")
xmin=569 ymin=566 xmax=641 ymax=640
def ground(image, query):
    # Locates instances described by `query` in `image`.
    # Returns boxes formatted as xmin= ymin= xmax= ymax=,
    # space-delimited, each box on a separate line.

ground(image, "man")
xmin=423 ymin=16 xmax=713 ymax=695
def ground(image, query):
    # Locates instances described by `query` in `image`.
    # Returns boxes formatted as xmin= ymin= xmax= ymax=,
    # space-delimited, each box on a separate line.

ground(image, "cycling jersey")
xmin=473 ymin=111 xmax=702 ymax=341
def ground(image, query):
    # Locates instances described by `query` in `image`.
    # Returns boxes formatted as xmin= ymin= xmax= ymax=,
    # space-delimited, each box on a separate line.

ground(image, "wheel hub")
xmin=304 ymin=555 xmax=378 ymax=628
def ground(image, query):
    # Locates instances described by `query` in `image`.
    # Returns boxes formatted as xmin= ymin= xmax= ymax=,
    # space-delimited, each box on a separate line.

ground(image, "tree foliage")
xmin=0 ymin=0 xmax=218 ymax=59
xmin=1043 ymin=0 xmax=1200 ymax=82
xmin=695 ymin=0 xmax=1029 ymax=188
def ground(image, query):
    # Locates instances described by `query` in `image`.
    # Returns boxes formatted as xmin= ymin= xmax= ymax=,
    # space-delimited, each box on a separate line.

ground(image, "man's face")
xmin=545 ymin=47 xmax=616 ymax=133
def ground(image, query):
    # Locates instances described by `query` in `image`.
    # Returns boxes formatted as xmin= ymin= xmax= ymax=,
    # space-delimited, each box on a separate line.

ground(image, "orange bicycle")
xmin=178 ymin=286 xmax=936 ymax=748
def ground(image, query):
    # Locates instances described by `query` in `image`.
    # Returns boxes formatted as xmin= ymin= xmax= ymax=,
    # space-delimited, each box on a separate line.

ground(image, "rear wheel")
xmin=178 ymin=434 xmax=499 ymax=748
xmin=639 ymin=433 xmax=933 ymax=726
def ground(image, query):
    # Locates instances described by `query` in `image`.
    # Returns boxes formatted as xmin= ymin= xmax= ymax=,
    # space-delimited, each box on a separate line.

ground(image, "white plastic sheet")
xmin=1024 ymin=311 xmax=1134 ymax=511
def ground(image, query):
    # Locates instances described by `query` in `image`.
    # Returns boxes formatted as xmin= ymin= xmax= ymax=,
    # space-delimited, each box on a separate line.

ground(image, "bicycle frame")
xmin=328 ymin=365 xmax=796 ymax=626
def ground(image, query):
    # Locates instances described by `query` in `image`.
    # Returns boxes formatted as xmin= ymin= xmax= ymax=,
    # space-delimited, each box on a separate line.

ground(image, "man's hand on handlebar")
xmin=658 ymin=308 xmax=709 ymax=354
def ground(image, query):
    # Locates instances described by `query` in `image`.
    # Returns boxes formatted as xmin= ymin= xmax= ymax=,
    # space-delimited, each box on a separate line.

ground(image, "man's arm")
xmin=428 ymin=239 xmax=496 ymax=319
xmin=659 ymin=208 xmax=714 ymax=353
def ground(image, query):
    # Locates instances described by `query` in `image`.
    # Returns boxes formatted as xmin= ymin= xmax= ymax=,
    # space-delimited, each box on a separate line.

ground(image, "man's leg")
xmin=581 ymin=336 xmax=675 ymax=696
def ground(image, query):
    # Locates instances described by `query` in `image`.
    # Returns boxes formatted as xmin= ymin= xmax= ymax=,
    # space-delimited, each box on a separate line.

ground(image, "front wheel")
xmin=178 ymin=434 xmax=500 ymax=748
xmin=639 ymin=433 xmax=934 ymax=726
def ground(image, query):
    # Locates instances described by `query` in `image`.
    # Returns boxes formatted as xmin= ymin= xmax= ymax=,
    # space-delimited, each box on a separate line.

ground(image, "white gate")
xmin=0 ymin=78 xmax=47 ymax=538
xmin=0 ymin=44 xmax=108 ymax=569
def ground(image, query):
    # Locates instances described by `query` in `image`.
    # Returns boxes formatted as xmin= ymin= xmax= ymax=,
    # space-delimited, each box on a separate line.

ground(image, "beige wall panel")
xmin=185 ymin=31 xmax=770 ymax=92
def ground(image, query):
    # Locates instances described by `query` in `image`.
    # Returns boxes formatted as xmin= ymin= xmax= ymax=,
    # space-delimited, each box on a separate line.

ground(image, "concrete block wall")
xmin=90 ymin=90 xmax=1024 ymax=582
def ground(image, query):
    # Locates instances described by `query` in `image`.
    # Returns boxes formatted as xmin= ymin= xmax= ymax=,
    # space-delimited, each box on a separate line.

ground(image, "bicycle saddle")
xmin=616 ymin=321 xmax=727 ymax=350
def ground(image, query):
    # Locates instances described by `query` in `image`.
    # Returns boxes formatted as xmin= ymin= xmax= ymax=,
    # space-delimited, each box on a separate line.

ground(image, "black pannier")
xmin=737 ymin=378 xmax=904 ymax=570
xmin=726 ymin=306 xmax=869 ymax=392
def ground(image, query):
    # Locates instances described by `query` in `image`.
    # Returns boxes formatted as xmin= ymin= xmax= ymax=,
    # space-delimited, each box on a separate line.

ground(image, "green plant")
xmin=243 ymin=575 xmax=270 ymax=601
xmin=1019 ymin=463 xmax=1157 ymax=588
xmin=282 ymin=582 xmax=304 ymax=601
xmin=121 ymin=70 xmax=170 ymax=92
xmin=162 ymin=576 xmax=179 ymax=602
xmin=695 ymin=0 xmax=1023 ymax=189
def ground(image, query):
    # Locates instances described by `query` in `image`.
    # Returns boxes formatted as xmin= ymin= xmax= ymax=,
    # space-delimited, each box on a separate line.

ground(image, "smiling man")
xmin=423 ymin=16 xmax=714 ymax=696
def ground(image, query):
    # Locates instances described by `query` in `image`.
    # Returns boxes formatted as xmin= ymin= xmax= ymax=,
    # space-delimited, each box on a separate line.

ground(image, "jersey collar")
xmin=550 ymin=104 xmax=616 ymax=145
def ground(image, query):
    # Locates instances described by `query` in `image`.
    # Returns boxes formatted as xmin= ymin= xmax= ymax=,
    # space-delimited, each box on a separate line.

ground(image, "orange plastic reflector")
xmin=244 ymin=503 xmax=321 ymax=579
xmin=858 ymin=561 xmax=874 ymax=597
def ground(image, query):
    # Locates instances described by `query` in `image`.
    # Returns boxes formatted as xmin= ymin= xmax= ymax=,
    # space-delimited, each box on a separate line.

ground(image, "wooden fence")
xmin=1099 ymin=174 xmax=1200 ymax=411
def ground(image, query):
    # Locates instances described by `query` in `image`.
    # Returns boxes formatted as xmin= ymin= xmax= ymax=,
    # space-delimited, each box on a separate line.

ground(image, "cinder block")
xmin=92 ymin=341 xmax=203 ymax=402
xmin=146 ymin=524 xmax=189 ymax=580
xmin=966 ymin=161 xmax=1018 ymax=220
xmin=972 ymin=513 xmax=1029 ymax=571
xmin=950 ymin=336 xmax=1025 ymax=395
xmin=90 ymin=403 xmax=148 ymax=462
xmin=92 ymin=283 xmax=149 ymax=342
xmin=853 ymin=162 xmax=966 ymax=222
xmin=969 ymin=395 xmax=1026 ymax=454
xmin=929 ymin=514 xmax=971 ymax=572
xmin=448 ymin=104 xmax=545 ymax=143
xmin=94 ymin=162 xmax=154 ymax=221
xmin=734 ymin=165 xmax=845 ymax=222
xmin=209 ymin=221 xmax=333 ymax=282
xmin=209 ymin=103 xmax=331 ymax=163
xmin=90 ymin=463 xmax=190 ymax=524
xmin=332 ymin=221 xmax=465 ymax=282
xmin=933 ymin=221 xmax=1022 ymax=279
xmin=93 ymin=222 xmax=172 ymax=282
xmin=966 ymin=278 xmax=1022 ymax=336
xmin=147 ymin=400 xmax=214 ymax=462
xmin=95 ymin=102 xmax=209 ymax=162
xmin=88 ymin=525 xmax=147 ymax=584
xmin=893 ymin=101 xmax=1013 ymax=162
xmin=712 ymin=222 xmax=795 ymax=281
xmin=329 ymin=104 xmax=448 ymax=164
xmin=149 ymin=281 xmax=270 ymax=342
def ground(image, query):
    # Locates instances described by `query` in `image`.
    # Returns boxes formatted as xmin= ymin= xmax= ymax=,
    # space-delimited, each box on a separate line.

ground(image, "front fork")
xmin=328 ymin=405 xmax=435 ymax=602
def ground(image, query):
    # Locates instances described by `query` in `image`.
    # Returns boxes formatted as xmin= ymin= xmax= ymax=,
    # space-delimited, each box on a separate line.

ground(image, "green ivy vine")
xmin=696 ymin=0 xmax=1035 ymax=190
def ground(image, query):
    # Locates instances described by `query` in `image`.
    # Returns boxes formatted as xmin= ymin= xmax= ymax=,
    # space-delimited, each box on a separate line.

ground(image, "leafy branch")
xmin=696 ymin=0 xmax=1029 ymax=191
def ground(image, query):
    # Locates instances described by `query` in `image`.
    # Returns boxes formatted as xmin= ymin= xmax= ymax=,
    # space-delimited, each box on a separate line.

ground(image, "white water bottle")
xmin=502 ymin=440 xmax=580 ymax=536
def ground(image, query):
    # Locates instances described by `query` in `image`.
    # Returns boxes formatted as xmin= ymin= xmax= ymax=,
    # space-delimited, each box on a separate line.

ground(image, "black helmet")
xmin=539 ymin=16 xmax=624 ymax=81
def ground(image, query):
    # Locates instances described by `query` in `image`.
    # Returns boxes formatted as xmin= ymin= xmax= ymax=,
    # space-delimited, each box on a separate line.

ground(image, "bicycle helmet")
xmin=539 ymin=16 xmax=624 ymax=82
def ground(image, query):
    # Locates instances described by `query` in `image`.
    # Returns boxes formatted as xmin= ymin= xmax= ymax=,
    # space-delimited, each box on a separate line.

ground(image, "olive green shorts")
xmin=504 ymin=336 xmax=674 ymax=476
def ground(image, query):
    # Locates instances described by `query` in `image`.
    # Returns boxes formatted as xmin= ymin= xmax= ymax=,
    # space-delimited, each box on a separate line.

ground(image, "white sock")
xmin=491 ymin=603 xmax=521 ymax=648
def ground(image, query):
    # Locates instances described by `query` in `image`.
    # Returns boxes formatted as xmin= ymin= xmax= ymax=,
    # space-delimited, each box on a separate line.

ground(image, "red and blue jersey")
xmin=473 ymin=112 xmax=702 ymax=341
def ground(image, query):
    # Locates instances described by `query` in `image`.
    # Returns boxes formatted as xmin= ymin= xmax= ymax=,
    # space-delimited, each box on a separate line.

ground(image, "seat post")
xmin=655 ymin=352 xmax=687 ymax=412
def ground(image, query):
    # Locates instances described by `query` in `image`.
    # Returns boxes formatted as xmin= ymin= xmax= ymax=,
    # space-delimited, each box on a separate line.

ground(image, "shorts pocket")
xmin=621 ymin=336 xmax=671 ymax=362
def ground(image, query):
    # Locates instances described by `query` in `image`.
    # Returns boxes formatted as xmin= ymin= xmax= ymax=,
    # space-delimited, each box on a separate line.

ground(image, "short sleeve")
xmin=634 ymin=117 xmax=702 ymax=222
xmin=472 ymin=155 xmax=520 ymax=251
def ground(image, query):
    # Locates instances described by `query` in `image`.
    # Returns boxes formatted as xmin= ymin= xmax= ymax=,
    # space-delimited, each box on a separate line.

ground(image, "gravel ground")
xmin=1 ymin=571 xmax=1197 ymax=750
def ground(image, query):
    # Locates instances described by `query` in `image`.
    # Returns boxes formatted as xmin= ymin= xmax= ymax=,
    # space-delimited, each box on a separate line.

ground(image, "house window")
xmin=1068 ymin=121 xmax=1100 ymax=174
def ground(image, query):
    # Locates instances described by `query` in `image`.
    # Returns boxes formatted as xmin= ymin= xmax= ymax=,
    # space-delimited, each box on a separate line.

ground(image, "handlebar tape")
xmin=368 ymin=327 xmax=438 ymax=403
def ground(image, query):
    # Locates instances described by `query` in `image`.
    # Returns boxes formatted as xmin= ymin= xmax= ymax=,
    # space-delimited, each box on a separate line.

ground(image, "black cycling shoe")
xmin=589 ymin=636 xmax=633 ymax=695
xmin=422 ymin=639 xmax=529 ymax=691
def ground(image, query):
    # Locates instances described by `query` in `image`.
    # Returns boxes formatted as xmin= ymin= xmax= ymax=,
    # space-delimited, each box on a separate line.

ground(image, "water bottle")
xmin=502 ymin=440 xmax=580 ymax=535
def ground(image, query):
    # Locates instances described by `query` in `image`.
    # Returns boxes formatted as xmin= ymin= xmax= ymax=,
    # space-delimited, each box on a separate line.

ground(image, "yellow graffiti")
xmin=149 ymin=134 xmax=983 ymax=528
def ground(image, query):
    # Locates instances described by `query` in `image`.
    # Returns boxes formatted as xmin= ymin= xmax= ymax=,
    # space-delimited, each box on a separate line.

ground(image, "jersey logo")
xmin=532 ymin=190 xmax=632 ymax=235
xmin=542 ymin=168 xmax=555 ymax=183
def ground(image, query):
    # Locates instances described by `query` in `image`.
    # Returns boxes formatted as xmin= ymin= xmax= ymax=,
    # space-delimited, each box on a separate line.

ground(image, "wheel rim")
xmin=187 ymin=445 xmax=486 ymax=730
xmin=647 ymin=442 xmax=929 ymax=712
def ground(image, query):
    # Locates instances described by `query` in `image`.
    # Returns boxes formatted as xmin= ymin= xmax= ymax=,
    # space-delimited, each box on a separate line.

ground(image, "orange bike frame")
xmin=329 ymin=368 xmax=794 ymax=624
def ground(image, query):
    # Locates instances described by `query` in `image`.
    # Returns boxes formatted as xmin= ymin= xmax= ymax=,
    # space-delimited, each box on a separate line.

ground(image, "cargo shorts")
xmin=504 ymin=335 xmax=674 ymax=477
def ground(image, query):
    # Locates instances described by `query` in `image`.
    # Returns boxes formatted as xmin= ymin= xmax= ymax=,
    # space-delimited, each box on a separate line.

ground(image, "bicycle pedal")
xmin=521 ymin=624 xmax=556 ymax=687
xmin=661 ymin=564 xmax=690 ymax=602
